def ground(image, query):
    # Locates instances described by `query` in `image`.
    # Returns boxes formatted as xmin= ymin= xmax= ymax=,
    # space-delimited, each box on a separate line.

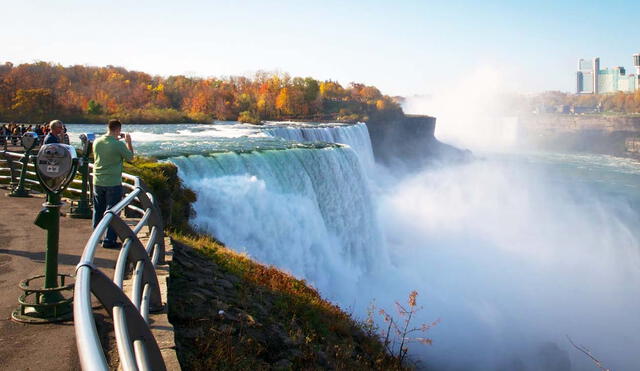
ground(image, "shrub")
xmin=124 ymin=157 xmax=196 ymax=231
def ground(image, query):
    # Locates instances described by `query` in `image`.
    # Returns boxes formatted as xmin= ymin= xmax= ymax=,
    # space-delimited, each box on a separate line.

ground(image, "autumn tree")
xmin=11 ymin=88 xmax=55 ymax=122
xmin=0 ymin=61 xmax=405 ymax=123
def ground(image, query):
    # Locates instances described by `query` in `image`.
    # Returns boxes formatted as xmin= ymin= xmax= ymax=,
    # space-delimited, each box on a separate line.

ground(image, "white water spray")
xmin=372 ymin=153 xmax=640 ymax=370
xmin=170 ymin=145 xmax=385 ymax=299
xmin=162 ymin=120 xmax=640 ymax=370
xmin=403 ymin=66 xmax=522 ymax=152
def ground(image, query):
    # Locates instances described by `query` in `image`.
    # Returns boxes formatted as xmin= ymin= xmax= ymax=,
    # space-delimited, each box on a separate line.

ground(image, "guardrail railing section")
xmin=1 ymin=148 xmax=169 ymax=370
xmin=0 ymin=150 xmax=41 ymax=192
xmin=0 ymin=150 xmax=19 ymax=186
xmin=75 ymin=176 xmax=168 ymax=371
xmin=0 ymin=149 xmax=92 ymax=196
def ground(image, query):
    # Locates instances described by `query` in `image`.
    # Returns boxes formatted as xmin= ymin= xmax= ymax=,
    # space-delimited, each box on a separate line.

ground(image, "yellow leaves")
xmin=256 ymin=96 xmax=267 ymax=112
xmin=276 ymin=88 xmax=290 ymax=113
xmin=146 ymin=83 xmax=164 ymax=93
xmin=319 ymin=81 xmax=344 ymax=99
xmin=107 ymin=72 xmax=124 ymax=82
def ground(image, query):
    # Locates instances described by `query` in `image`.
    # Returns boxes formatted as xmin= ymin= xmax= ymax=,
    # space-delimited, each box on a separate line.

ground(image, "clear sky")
xmin=1 ymin=0 xmax=638 ymax=96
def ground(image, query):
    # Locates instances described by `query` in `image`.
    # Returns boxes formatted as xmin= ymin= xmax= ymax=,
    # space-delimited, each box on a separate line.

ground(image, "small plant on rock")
xmin=377 ymin=291 xmax=440 ymax=368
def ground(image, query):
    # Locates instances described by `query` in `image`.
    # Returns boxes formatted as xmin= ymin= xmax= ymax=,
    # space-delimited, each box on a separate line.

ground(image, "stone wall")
xmin=519 ymin=114 xmax=640 ymax=158
xmin=626 ymin=137 xmax=640 ymax=157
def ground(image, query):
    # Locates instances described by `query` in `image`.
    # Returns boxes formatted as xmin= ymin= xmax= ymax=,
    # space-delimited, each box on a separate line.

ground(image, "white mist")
xmin=392 ymin=71 xmax=640 ymax=369
xmin=368 ymin=154 xmax=640 ymax=370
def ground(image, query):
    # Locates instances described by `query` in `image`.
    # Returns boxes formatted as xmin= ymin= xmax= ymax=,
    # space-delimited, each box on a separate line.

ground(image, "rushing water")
xmin=67 ymin=122 xmax=640 ymax=370
xmin=169 ymin=147 xmax=384 ymax=291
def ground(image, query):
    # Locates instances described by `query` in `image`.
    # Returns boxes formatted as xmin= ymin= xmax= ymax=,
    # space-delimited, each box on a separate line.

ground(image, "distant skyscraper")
xmin=577 ymin=58 xmax=597 ymax=94
xmin=576 ymin=54 xmax=638 ymax=94
xmin=634 ymin=53 xmax=640 ymax=90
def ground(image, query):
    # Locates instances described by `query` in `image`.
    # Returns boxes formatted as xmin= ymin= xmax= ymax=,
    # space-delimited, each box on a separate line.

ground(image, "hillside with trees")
xmin=532 ymin=90 xmax=640 ymax=114
xmin=0 ymin=62 xmax=403 ymax=124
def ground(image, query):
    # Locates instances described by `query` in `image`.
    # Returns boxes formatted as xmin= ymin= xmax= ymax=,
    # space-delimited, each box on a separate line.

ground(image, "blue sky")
xmin=1 ymin=0 xmax=638 ymax=96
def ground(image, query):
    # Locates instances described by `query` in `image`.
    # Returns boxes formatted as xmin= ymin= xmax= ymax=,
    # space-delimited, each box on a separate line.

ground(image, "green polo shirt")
xmin=92 ymin=135 xmax=133 ymax=186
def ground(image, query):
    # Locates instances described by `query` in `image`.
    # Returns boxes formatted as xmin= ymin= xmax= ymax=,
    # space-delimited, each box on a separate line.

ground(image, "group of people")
xmin=2 ymin=118 xmax=135 ymax=249
xmin=0 ymin=121 xmax=70 ymax=146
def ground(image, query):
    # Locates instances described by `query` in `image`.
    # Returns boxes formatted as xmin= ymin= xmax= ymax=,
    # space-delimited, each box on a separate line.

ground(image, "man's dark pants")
xmin=93 ymin=185 xmax=123 ymax=246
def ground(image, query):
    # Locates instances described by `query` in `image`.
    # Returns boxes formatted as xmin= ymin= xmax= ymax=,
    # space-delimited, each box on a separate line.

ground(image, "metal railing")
xmin=75 ymin=172 xmax=167 ymax=371
xmin=0 ymin=149 xmax=169 ymax=370
xmin=0 ymin=149 xmax=89 ymax=195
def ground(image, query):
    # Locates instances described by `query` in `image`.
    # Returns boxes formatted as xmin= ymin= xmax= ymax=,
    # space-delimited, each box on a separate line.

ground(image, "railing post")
xmin=7 ymin=154 xmax=18 ymax=187
xmin=8 ymin=150 xmax=31 ymax=197
xmin=69 ymin=157 xmax=92 ymax=219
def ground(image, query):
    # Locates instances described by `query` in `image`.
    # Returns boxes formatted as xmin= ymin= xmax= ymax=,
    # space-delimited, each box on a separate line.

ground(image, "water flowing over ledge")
xmin=169 ymin=144 xmax=385 ymax=296
xmin=264 ymin=122 xmax=376 ymax=171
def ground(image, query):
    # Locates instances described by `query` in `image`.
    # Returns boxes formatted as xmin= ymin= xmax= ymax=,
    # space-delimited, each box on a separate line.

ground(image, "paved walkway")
xmin=0 ymin=189 xmax=178 ymax=370
xmin=0 ymin=192 xmax=106 ymax=370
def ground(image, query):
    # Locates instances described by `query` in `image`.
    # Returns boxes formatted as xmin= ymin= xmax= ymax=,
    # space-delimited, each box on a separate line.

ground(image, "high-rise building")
xmin=634 ymin=53 xmax=640 ymax=90
xmin=576 ymin=54 xmax=638 ymax=94
xmin=577 ymin=58 xmax=596 ymax=94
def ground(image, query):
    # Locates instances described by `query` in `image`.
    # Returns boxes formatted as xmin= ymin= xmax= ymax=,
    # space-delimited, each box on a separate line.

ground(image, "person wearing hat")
xmin=43 ymin=120 xmax=64 ymax=144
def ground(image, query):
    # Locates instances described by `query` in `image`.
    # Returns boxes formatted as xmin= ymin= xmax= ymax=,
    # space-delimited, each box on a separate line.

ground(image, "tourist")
xmin=0 ymin=125 xmax=7 ymax=145
xmin=92 ymin=119 xmax=134 ymax=249
xmin=11 ymin=126 xmax=19 ymax=145
xmin=61 ymin=124 xmax=70 ymax=144
xmin=43 ymin=120 xmax=64 ymax=144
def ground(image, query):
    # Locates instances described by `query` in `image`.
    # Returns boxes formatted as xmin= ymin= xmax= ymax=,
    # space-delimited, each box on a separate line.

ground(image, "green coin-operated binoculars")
xmin=9 ymin=132 xmax=39 ymax=197
xmin=12 ymin=143 xmax=79 ymax=323
xmin=69 ymin=133 xmax=95 ymax=219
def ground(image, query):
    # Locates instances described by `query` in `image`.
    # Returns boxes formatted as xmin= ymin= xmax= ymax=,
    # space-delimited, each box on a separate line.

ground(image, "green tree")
xmin=87 ymin=99 xmax=103 ymax=115
xmin=302 ymin=77 xmax=319 ymax=102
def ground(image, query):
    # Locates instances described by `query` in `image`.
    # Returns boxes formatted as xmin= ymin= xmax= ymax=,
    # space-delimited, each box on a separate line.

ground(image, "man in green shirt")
xmin=92 ymin=119 xmax=134 ymax=249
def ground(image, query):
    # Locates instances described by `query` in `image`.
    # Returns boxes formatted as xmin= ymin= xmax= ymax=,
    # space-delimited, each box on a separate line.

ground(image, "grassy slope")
xmin=168 ymin=233 xmax=406 ymax=370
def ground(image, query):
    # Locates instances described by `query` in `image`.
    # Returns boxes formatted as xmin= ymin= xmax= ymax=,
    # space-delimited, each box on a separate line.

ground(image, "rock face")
xmin=627 ymin=137 xmax=640 ymax=156
xmin=367 ymin=114 xmax=470 ymax=168
xmin=519 ymin=114 xmax=640 ymax=159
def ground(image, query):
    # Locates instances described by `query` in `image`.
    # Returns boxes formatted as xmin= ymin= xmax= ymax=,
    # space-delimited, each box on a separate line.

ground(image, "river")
xmin=66 ymin=122 xmax=640 ymax=370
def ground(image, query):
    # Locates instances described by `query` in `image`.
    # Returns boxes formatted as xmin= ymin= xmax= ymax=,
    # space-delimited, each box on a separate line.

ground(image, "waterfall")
xmin=264 ymin=123 xmax=375 ymax=171
xmin=170 ymin=145 xmax=385 ymax=297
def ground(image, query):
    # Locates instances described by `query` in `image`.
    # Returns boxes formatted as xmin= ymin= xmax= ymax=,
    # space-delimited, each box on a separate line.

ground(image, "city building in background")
xmin=576 ymin=54 xmax=639 ymax=94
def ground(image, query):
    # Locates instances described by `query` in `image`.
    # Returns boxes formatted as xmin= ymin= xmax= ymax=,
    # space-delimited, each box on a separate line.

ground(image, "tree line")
xmin=0 ymin=61 xmax=403 ymax=124
xmin=531 ymin=90 xmax=640 ymax=114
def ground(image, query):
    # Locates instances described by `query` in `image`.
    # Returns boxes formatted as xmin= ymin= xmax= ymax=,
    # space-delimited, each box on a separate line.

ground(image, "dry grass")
xmin=170 ymin=232 xmax=409 ymax=370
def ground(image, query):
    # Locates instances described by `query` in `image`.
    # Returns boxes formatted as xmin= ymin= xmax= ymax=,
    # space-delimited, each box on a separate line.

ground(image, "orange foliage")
xmin=0 ymin=61 xmax=403 ymax=123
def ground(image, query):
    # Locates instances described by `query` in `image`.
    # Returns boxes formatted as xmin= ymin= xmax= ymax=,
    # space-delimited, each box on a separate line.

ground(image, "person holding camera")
xmin=92 ymin=119 xmax=134 ymax=249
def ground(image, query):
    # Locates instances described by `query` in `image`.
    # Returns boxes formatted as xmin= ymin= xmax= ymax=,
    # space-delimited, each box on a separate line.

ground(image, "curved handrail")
xmin=1 ymin=149 xmax=168 ymax=370
xmin=75 ymin=173 xmax=166 ymax=370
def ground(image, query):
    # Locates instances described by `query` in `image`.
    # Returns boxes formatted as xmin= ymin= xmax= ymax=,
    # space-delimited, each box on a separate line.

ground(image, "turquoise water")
xmin=66 ymin=122 xmax=640 ymax=370
xmin=65 ymin=122 xmax=338 ymax=157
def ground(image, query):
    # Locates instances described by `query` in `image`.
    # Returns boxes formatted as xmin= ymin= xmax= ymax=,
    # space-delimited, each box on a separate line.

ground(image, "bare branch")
xmin=566 ymin=335 xmax=610 ymax=371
